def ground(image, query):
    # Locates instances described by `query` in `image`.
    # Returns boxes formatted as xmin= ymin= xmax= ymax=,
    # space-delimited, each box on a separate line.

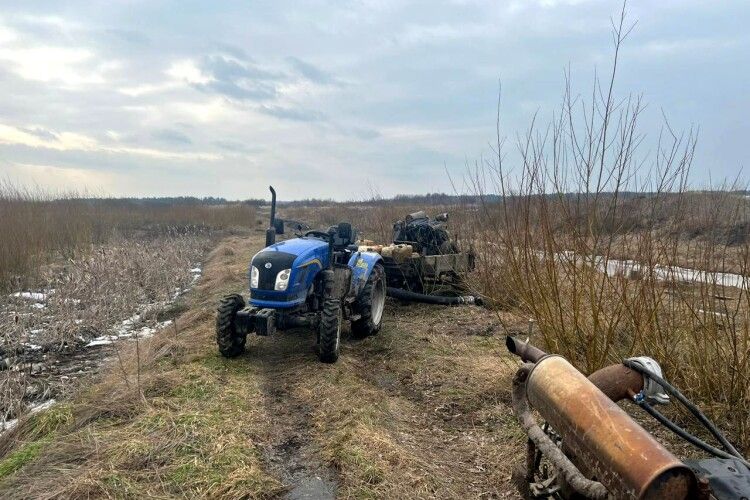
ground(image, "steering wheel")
xmin=304 ymin=230 xmax=331 ymax=240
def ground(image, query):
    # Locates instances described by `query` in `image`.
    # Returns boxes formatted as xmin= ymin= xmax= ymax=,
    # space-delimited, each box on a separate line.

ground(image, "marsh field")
xmin=0 ymin=181 xmax=747 ymax=498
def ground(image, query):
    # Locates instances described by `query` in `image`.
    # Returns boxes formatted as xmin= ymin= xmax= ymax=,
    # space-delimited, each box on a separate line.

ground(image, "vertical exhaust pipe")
xmin=266 ymin=186 xmax=277 ymax=247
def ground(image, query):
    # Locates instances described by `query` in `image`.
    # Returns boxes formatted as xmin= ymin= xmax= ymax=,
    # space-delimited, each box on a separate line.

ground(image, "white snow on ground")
xmin=190 ymin=267 xmax=202 ymax=274
xmin=591 ymin=256 xmax=749 ymax=290
xmin=545 ymin=250 xmax=749 ymax=290
xmin=86 ymin=319 xmax=175 ymax=347
xmin=1 ymin=399 xmax=57 ymax=433
xmin=9 ymin=291 xmax=48 ymax=302
xmin=86 ymin=337 xmax=117 ymax=347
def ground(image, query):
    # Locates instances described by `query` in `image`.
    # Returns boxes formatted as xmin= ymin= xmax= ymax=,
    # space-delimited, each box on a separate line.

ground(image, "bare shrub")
xmin=466 ymin=8 xmax=750 ymax=451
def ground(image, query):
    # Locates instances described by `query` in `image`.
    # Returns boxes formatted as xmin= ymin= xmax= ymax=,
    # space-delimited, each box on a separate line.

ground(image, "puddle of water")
xmin=267 ymin=435 xmax=337 ymax=500
xmin=286 ymin=476 xmax=336 ymax=500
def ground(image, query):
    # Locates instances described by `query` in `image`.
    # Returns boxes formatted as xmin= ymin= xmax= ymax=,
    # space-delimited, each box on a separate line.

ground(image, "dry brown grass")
xmin=0 ymin=181 xmax=256 ymax=292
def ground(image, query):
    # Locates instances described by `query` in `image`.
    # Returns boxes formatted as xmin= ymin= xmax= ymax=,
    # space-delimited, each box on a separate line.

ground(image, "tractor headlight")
xmin=275 ymin=269 xmax=291 ymax=291
xmin=250 ymin=266 xmax=259 ymax=288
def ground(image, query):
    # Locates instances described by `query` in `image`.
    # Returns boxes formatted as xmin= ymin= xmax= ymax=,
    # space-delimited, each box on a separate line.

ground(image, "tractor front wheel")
xmin=217 ymin=294 xmax=246 ymax=358
xmin=351 ymin=264 xmax=386 ymax=338
xmin=318 ymin=299 xmax=341 ymax=363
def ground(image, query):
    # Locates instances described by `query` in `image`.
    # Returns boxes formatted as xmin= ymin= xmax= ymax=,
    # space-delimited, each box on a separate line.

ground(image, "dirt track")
xmin=0 ymin=232 xmax=527 ymax=498
xmin=210 ymin=233 xmax=526 ymax=498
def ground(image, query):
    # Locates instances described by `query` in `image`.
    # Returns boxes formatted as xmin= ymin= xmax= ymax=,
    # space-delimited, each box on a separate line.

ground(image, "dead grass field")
xmin=0 ymin=232 xmax=530 ymax=498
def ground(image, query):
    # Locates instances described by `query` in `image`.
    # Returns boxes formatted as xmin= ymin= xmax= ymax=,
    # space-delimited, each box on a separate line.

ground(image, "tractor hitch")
xmin=236 ymin=306 xmax=321 ymax=337
xmin=236 ymin=306 xmax=276 ymax=336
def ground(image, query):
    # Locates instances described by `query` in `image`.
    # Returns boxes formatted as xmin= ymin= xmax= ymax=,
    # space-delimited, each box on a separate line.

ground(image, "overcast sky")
xmin=0 ymin=0 xmax=747 ymax=200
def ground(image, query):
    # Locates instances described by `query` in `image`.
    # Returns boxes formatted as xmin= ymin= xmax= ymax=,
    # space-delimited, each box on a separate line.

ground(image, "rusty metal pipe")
xmin=506 ymin=335 xmax=547 ymax=363
xmin=588 ymin=363 xmax=644 ymax=402
xmin=525 ymin=355 xmax=696 ymax=499
xmin=512 ymin=364 xmax=609 ymax=499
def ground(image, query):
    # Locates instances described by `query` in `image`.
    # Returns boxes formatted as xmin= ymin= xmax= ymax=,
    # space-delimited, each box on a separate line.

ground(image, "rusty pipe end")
xmin=506 ymin=335 xmax=547 ymax=363
xmin=588 ymin=363 xmax=645 ymax=402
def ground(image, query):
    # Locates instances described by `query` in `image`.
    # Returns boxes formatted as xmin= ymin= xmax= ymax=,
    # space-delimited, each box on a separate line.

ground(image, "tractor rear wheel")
xmin=217 ymin=294 xmax=246 ymax=358
xmin=318 ymin=299 xmax=341 ymax=363
xmin=351 ymin=264 xmax=386 ymax=338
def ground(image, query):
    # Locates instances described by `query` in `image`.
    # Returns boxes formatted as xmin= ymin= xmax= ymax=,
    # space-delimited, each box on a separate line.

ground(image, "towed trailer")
xmin=369 ymin=210 xmax=481 ymax=305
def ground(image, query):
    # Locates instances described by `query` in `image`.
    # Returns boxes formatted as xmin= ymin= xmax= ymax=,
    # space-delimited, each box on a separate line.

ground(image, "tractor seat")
xmin=330 ymin=222 xmax=357 ymax=250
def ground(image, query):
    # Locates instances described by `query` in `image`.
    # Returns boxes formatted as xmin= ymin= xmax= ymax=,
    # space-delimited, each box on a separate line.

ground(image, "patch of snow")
xmin=190 ymin=267 xmax=202 ymax=274
xmin=22 ymin=344 xmax=43 ymax=351
xmin=86 ymin=335 xmax=118 ymax=347
xmin=86 ymin=339 xmax=113 ymax=347
xmin=697 ymin=309 xmax=728 ymax=318
xmin=593 ymin=257 xmax=749 ymax=290
xmin=1 ymin=399 xmax=57 ymax=434
xmin=29 ymin=329 xmax=43 ymax=335
xmin=9 ymin=291 xmax=47 ymax=302
xmin=30 ymin=399 xmax=56 ymax=413
xmin=1 ymin=418 xmax=17 ymax=432
xmin=31 ymin=303 xmax=46 ymax=309
xmin=549 ymin=251 xmax=749 ymax=290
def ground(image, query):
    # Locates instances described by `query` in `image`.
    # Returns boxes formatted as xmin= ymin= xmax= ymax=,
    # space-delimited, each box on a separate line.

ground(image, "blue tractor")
xmin=216 ymin=187 xmax=386 ymax=363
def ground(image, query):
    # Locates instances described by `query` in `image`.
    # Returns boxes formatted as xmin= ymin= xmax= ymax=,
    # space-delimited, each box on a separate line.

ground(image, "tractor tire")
xmin=216 ymin=294 xmax=246 ymax=358
xmin=351 ymin=264 xmax=386 ymax=338
xmin=318 ymin=299 xmax=341 ymax=363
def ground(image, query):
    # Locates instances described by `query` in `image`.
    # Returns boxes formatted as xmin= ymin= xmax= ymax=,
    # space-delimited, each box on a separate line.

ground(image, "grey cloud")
xmin=287 ymin=57 xmax=336 ymax=85
xmin=202 ymin=54 xmax=282 ymax=82
xmin=0 ymin=0 xmax=746 ymax=199
xmin=20 ymin=127 xmax=59 ymax=142
xmin=213 ymin=140 xmax=260 ymax=154
xmin=259 ymin=105 xmax=326 ymax=122
xmin=349 ymin=127 xmax=381 ymax=140
xmin=195 ymin=80 xmax=277 ymax=101
xmin=213 ymin=43 xmax=249 ymax=62
xmin=192 ymin=54 xmax=284 ymax=101
xmin=151 ymin=128 xmax=192 ymax=145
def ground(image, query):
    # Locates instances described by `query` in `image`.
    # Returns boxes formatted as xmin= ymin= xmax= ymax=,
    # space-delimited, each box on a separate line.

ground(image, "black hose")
xmin=386 ymin=287 xmax=482 ymax=306
xmin=636 ymin=400 xmax=750 ymax=469
xmin=623 ymin=359 xmax=746 ymax=464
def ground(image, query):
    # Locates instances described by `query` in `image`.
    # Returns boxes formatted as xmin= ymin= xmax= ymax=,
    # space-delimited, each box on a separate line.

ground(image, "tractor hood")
xmin=249 ymin=237 xmax=330 ymax=307
xmin=261 ymin=237 xmax=329 ymax=259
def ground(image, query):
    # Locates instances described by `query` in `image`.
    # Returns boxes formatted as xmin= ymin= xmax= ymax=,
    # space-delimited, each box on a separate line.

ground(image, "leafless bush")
xmin=466 ymin=7 xmax=750 ymax=451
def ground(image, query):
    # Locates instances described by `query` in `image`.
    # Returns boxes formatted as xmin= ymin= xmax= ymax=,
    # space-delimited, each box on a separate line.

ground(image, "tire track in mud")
xmin=248 ymin=331 xmax=339 ymax=500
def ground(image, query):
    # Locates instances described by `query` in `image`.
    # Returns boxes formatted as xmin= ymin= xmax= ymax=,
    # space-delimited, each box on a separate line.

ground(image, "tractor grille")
xmin=252 ymin=250 xmax=296 ymax=290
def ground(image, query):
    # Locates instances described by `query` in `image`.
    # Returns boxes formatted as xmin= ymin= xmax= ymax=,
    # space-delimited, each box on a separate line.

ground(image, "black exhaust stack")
xmin=266 ymin=186 xmax=277 ymax=247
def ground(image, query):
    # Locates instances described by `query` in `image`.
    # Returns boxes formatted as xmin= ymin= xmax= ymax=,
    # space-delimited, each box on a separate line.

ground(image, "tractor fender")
xmin=347 ymin=251 xmax=383 ymax=297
